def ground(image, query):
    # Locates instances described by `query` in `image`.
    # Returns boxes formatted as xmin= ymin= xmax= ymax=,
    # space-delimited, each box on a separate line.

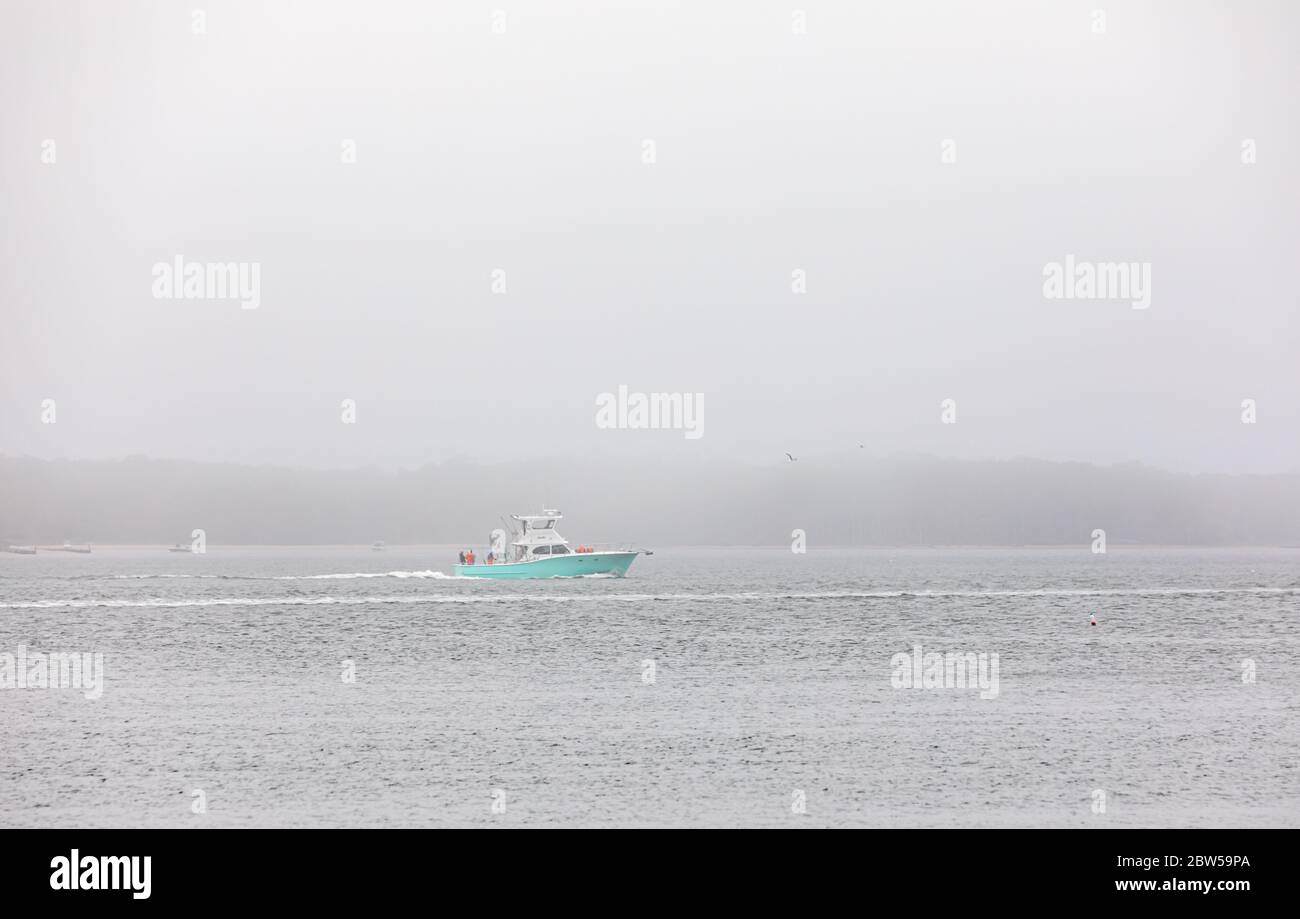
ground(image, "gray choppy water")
xmin=1 ymin=546 xmax=1297 ymax=827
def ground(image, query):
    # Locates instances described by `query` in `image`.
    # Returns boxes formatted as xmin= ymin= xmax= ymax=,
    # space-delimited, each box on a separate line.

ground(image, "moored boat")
xmin=45 ymin=542 xmax=92 ymax=554
xmin=453 ymin=510 xmax=645 ymax=579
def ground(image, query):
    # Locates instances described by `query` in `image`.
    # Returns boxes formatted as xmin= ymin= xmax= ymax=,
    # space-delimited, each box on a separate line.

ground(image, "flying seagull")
xmin=785 ymin=452 xmax=797 ymax=462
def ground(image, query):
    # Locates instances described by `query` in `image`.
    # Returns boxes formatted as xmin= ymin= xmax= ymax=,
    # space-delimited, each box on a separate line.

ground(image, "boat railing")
xmin=462 ymin=542 xmax=647 ymax=564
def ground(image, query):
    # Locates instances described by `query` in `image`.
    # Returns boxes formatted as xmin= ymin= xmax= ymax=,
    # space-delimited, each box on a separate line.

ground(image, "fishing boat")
xmin=453 ymin=509 xmax=646 ymax=579
xmin=371 ymin=540 xmax=386 ymax=552
xmin=4 ymin=545 xmax=37 ymax=555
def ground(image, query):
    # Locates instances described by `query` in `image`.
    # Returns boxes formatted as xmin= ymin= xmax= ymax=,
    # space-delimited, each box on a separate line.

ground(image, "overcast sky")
xmin=2 ymin=0 xmax=1297 ymax=474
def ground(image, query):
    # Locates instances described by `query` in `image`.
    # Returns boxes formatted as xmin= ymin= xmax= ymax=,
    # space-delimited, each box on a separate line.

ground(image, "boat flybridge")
xmin=452 ymin=509 xmax=645 ymax=579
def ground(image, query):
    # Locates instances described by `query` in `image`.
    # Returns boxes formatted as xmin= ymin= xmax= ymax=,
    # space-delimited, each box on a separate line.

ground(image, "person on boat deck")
xmin=466 ymin=549 xmax=476 ymax=565
xmin=458 ymin=550 xmax=465 ymax=564
xmin=486 ymin=551 xmax=495 ymax=565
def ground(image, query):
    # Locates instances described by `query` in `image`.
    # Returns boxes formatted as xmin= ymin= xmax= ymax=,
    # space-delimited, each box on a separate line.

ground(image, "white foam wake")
xmin=2 ymin=585 xmax=1296 ymax=611
xmin=0 ymin=594 xmax=572 ymax=610
xmin=273 ymin=570 xmax=459 ymax=580
xmin=110 ymin=570 xmax=465 ymax=581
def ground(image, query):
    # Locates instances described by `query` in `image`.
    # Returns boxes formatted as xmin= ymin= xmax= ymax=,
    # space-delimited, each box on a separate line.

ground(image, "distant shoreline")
xmin=5 ymin=544 xmax=1299 ymax=551
xmin=7 ymin=455 xmax=1298 ymax=547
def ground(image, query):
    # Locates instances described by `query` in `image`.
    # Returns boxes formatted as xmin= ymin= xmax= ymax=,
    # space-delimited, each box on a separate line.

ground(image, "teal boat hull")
xmin=454 ymin=551 xmax=637 ymax=579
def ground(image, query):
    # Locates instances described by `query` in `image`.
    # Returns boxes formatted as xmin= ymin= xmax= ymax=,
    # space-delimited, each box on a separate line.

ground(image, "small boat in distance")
xmin=371 ymin=541 xmax=386 ymax=551
xmin=4 ymin=545 xmax=37 ymax=555
xmin=45 ymin=542 xmax=92 ymax=554
xmin=453 ymin=510 xmax=644 ymax=579
xmin=168 ymin=544 xmax=193 ymax=553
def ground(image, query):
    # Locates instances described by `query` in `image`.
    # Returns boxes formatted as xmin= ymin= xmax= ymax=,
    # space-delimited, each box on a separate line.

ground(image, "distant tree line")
xmin=2 ymin=454 xmax=1298 ymax=546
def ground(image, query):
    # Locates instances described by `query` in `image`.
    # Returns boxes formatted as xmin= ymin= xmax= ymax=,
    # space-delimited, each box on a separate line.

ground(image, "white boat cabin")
xmin=507 ymin=509 xmax=577 ymax=562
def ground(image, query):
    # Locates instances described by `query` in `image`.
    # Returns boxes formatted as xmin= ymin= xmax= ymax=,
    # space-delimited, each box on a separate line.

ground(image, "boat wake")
xmin=3 ymin=585 xmax=1296 ymax=611
xmin=273 ymin=570 xmax=462 ymax=580
xmin=110 ymin=570 xmax=466 ymax=581
xmin=0 ymin=594 xmax=572 ymax=610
